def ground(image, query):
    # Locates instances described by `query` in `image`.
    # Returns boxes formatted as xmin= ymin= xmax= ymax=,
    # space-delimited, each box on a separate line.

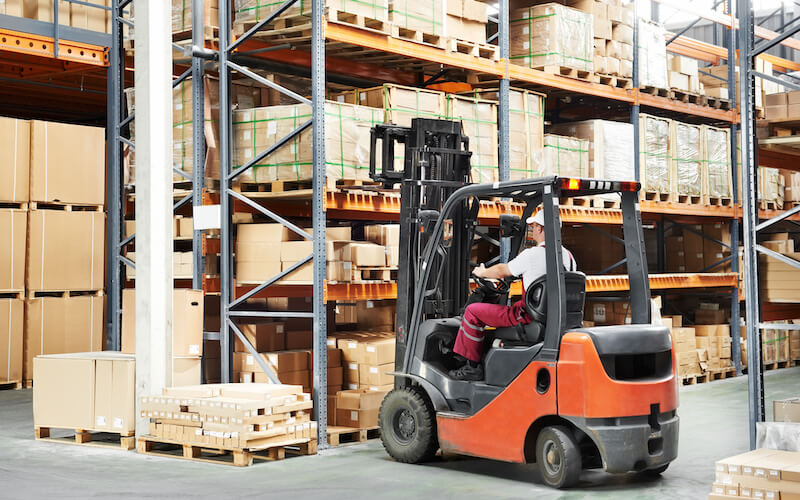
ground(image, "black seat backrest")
xmin=525 ymin=271 xmax=587 ymax=331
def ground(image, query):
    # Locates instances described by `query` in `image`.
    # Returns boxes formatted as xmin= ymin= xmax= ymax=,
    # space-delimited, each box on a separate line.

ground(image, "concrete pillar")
xmin=133 ymin=0 xmax=174 ymax=436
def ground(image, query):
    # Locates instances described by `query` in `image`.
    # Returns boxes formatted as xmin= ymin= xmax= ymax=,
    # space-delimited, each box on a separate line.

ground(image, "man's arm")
xmin=472 ymin=263 xmax=513 ymax=280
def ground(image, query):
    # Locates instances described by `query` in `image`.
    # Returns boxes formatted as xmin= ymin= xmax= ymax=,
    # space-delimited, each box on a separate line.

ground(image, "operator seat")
xmin=491 ymin=272 xmax=587 ymax=345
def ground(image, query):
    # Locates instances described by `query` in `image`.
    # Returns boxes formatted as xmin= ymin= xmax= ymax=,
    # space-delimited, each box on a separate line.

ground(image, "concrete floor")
xmin=1 ymin=367 xmax=798 ymax=500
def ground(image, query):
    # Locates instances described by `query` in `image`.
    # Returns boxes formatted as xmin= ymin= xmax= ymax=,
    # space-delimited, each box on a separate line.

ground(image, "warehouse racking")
xmin=3 ymin=0 xmax=800 ymax=451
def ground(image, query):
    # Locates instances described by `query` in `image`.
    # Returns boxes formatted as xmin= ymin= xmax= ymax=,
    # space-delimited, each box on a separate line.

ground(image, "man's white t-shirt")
xmin=507 ymin=244 xmax=576 ymax=291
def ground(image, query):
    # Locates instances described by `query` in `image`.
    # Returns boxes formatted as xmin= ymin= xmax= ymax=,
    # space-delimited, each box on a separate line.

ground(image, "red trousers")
xmin=453 ymin=300 xmax=528 ymax=363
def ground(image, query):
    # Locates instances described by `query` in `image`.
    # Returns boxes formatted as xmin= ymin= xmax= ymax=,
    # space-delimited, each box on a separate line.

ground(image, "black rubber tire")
xmin=535 ymin=425 xmax=582 ymax=489
xmin=379 ymin=386 xmax=439 ymax=464
xmin=645 ymin=464 xmax=669 ymax=476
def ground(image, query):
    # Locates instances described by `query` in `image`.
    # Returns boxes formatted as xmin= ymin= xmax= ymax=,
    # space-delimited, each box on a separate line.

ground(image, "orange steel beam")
xmin=0 ymin=28 xmax=108 ymax=66
xmin=638 ymin=92 xmax=736 ymax=122
xmin=507 ymin=65 xmax=634 ymax=102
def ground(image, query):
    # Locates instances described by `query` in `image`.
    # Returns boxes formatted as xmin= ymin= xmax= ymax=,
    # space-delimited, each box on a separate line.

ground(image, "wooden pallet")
xmin=35 ymin=426 xmax=135 ymax=450
xmin=669 ymin=89 xmax=703 ymax=105
xmin=561 ymin=196 xmax=593 ymax=208
xmin=677 ymin=193 xmax=703 ymax=205
xmin=0 ymin=381 xmax=22 ymax=390
xmin=680 ymin=373 xmax=708 ymax=385
xmin=23 ymin=379 xmax=32 ymax=389
xmin=0 ymin=201 xmax=28 ymax=210
xmin=445 ymin=38 xmax=499 ymax=60
xmin=533 ymin=65 xmax=593 ymax=82
xmin=707 ymin=368 xmax=737 ymax=381
xmin=26 ymin=289 xmax=105 ymax=300
xmin=594 ymin=73 xmax=633 ymax=89
xmin=330 ymin=266 xmax=397 ymax=284
xmin=642 ymin=190 xmax=673 ymax=203
xmin=705 ymin=96 xmax=732 ymax=110
xmin=0 ymin=290 xmax=24 ymax=299
xmin=590 ymin=196 xmax=620 ymax=209
xmin=707 ymin=196 xmax=733 ymax=207
xmin=229 ymin=178 xmax=381 ymax=194
xmin=390 ymin=25 xmax=445 ymax=48
xmin=28 ymin=201 xmax=104 ymax=212
xmin=136 ymin=435 xmax=316 ymax=466
xmin=328 ymin=9 xmax=390 ymax=35
xmin=760 ymin=200 xmax=783 ymax=211
xmin=327 ymin=426 xmax=380 ymax=446
xmin=640 ymin=86 xmax=670 ymax=97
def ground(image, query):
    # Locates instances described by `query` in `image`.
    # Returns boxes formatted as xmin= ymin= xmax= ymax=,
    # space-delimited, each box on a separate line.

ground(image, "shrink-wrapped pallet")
xmin=548 ymin=120 xmax=634 ymax=181
xmin=446 ymin=94 xmax=498 ymax=183
xmin=759 ymin=167 xmax=783 ymax=205
xmin=234 ymin=0 xmax=389 ymax=23
xmin=701 ymin=125 xmax=732 ymax=201
xmin=510 ymin=3 xmax=593 ymax=73
xmin=390 ymin=0 xmax=444 ymax=35
xmin=672 ymin=121 xmax=702 ymax=197
xmin=467 ymin=88 xmax=544 ymax=180
xmin=542 ymin=134 xmax=590 ymax=178
xmin=639 ymin=114 xmax=672 ymax=194
xmin=233 ymin=101 xmax=384 ymax=182
xmin=638 ymin=19 xmax=668 ymax=89
xmin=172 ymin=0 xmax=218 ymax=33
xmin=355 ymin=84 xmax=446 ymax=126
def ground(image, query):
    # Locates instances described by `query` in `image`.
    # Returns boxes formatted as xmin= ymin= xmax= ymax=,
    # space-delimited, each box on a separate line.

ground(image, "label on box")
xmin=268 ymin=121 xmax=277 ymax=135
xmin=348 ymin=342 xmax=357 ymax=349
xmin=246 ymin=355 xmax=254 ymax=365
xmin=243 ymin=130 xmax=251 ymax=140
xmin=370 ymin=367 xmax=378 ymax=374
xmin=367 ymin=346 xmax=376 ymax=353
xmin=522 ymin=26 xmax=529 ymax=35
xmin=337 ymin=95 xmax=344 ymax=102
xmin=360 ymin=93 xmax=366 ymax=101
xmin=113 ymin=418 xmax=123 ymax=429
xmin=351 ymin=411 xmax=358 ymax=421
xmin=96 ymin=416 xmax=107 ymax=426
xmin=277 ymin=324 xmax=284 ymax=333
xmin=347 ymin=383 xmax=357 ymax=390
xmin=189 ymin=344 xmax=200 ymax=355
xmin=366 ymin=301 xmax=374 ymax=308
xmin=349 ymin=363 xmax=357 ymax=370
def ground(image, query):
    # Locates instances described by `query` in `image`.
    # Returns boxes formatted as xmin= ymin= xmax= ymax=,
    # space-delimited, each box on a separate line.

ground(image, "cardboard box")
xmin=29 ymin=121 xmax=105 ymax=205
xmin=234 ymin=322 xmax=285 ymax=352
xmin=342 ymin=242 xmax=386 ymax=267
xmin=774 ymin=398 xmax=800 ymax=422
xmin=26 ymin=210 xmax=105 ymax=292
xmin=358 ymin=362 xmax=394 ymax=386
xmin=1 ymin=0 xmax=24 ymax=16
xmin=336 ymin=407 xmax=379 ymax=428
xmin=696 ymin=308 xmax=728 ymax=325
xmin=234 ymin=350 xmax=309 ymax=374
xmin=23 ymin=0 xmax=69 ymax=24
xmin=356 ymin=300 xmax=395 ymax=329
xmin=0 ymin=118 xmax=30 ymax=203
xmin=71 ymin=0 xmax=107 ymax=31
xmin=361 ymin=337 xmax=395 ymax=365
xmin=335 ymin=303 xmax=358 ymax=324
xmin=0 ymin=299 xmax=23 ymax=383
xmin=24 ymin=295 xmax=104 ymax=381
xmin=172 ymin=356 xmax=202 ymax=386
xmin=336 ymin=388 xmax=384 ymax=428
xmin=121 ymin=289 xmax=203 ymax=356
xmin=33 ymin=352 xmax=135 ymax=433
xmin=344 ymin=361 xmax=360 ymax=385
xmin=0 ymin=209 xmax=26 ymax=291
xmin=286 ymin=330 xmax=313 ymax=350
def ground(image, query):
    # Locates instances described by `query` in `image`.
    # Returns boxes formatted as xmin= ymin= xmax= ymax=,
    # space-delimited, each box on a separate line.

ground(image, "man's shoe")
xmin=449 ymin=361 xmax=483 ymax=381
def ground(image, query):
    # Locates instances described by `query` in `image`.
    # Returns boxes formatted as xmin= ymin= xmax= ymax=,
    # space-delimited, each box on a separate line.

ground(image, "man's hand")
xmin=473 ymin=263 xmax=487 ymax=278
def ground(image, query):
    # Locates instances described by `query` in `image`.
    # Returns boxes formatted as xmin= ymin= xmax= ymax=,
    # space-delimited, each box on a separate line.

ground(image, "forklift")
xmin=369 ymin=119 xmax=679 ymax=488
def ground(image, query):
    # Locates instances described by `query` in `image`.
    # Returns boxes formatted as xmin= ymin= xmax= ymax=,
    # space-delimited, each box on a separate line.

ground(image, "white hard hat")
xmin=526 ymin=210 xmax=561 ymax=227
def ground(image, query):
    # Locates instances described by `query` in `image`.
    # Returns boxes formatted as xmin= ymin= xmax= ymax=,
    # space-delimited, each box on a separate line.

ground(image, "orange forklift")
xmin=369 ymin=119 xmax=679 ymax=488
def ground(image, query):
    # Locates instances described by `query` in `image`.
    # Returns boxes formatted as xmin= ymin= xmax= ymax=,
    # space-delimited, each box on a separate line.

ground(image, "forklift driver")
xmin=449 ymin=210 xmax=577 ymax=381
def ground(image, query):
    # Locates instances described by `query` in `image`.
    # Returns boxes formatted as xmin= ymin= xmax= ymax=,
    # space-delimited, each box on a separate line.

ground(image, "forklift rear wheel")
xmin=536 ymin=426 xmax=582 ymax=489
xmin=379 ymin=387 xmax=438 ymax=464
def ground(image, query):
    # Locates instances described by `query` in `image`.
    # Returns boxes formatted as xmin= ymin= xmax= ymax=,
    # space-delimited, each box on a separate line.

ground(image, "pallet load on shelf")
xmin=710 ymin=449 xmax=800 ymax=500
xmin=235 ymin=0 xmax=389 ymax=25
xmin=125 ymin=251 xmax=205 ymax=280
xmin=172 ymin=0 xmax=218 ymax=35
xmin=563 ymin=225 xmax=623 ymax=274
xmin=541 ymin=134 xmax=590 ymax=178
xmin=765 ymin=91 xmax=800 ymax=121
xmin=672 ymin=121 xmax=702 ymax=203
xmin=446 ymin=0 xmax=487 ymax=43
xmin=694 ymin=324 xmax=732 ymax=372
xmin=333 ymin=329 xmax=396 ymax=394
xmin=699 ymin=58 xmax=778 ymax=108
xmin=0 ymin=208 xmax=26 ymax=294
xmin=638 ymin=18 xmax=668 ymax=90
xmin=466 ymin=88 xmax=544 ymax=181
xmin=0 ymin=0 xmax=22 ymax=15
xmin=139 ymin=383 xmax=316 ymax=464
xmin=639 ymin=114 xmax=672 ymax=198
xmin=782 ymin=169 xmax=800 ymax=205
xmin=23 ymin=0 xmax=110 ymax=33
xmin=584 ymin=300 xmax=631 ymax=326
xmin=701 ymin=125 xmax=733 ymax=205
xmin=759 ymin=233 xmax=800 ymax=303
xmin=33 ymin=352 xmax=136 ymax=443
xmin=121 ymin=289 xmax=204 ymax=385
xmin=672 ymin=326 xmax=703 ymax=378
xmin=233 ymin=101 xmax=383 ymax=183
xmin=353 ymin=84 xmax=446 ymax=126
xmin=446 ymin=94 xmax=498 ymax=183
xmin=549 ymin=119 xmax=634 ymax=180
xmin=704 ymin=222 xmax=732 ymax=272
xmin=759 ymin=167 xmax=785 ymax=210
xmin=389 ymin=0 xmax=444 ymax=41
xmin=510 ymin=3 xmax=593 ymax=77
xmin=667 ymin=54 xmax=702 ymax=94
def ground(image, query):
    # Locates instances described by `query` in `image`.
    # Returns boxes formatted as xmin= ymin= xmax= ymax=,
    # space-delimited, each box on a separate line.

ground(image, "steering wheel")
xmin=472 ymin=274 xmax=510 ymax=295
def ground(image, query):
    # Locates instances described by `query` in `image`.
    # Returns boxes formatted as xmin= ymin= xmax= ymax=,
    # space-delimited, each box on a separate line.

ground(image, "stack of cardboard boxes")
xmin=710 ymin=449 xmax=800 ymax=500
xmin=695 ymin=324 xmax=733 ymax=372
xmin=17 ymin=0 xmax=110 ymax=33
xmin=542 ymin=134 xmax=590 ymax=178
xmin=549 ymin=119 xmax=635 ymax=182
xmin=665 ymin=223 xmax=732 ymax=274
xmin=592 ymin=0 xmax=634 ymax=78
xmin=140 ymin=383 xmax=316 ymax=451
xmin=171 ymin=0 xmax=218 ymax=34
xmin=759 ymin=233 xmax=800 ymax=303
xmin=14 ymin=120 xmax=107 ymax=385
xmin=446 ymin=0 xmax=488 ymax=43
xmin=446 ymin=94 xmax=499 ymax=183
xmin=759 ymin=167 xmax=786 ymax=209
xmin=121 ymin=289 xmax=205 ymax=385
xmin=700 ymin=58 xmax=780 ymax=109
xmin=667 ymin=55 xmax=702 ymax=94
xmin=671 ymin=323 xmax=703 ymax=378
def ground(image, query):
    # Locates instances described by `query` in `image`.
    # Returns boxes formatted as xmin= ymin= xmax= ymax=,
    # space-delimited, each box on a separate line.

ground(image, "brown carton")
xmin=26 ymin=210 xmax=105 ymax=292
xmin=774 ymin=398 xmax=800 ymax=422
xmin=234 ymin=322 xmax=285 ymax=352
xmin=172 ymin=356 xmax=202 ymax=386
xmin=0 ymin=117 xmax=30 ymax=203
xmin=0 ymin=209 xmax=26 ymax=291
xmin=29 ymin=121 xmax=105 ymax=205
xmin=342 ymin=242 xmax=386 ymax=267
xmin=338 ymin=387 xmax=385 ymax=410
xmin=94 ymin=355 xmax=136 ymax=432
xmin=336 ymin=407 xmax=379 ymax=428
xmin=286 ymin=330 xmax=313 ymax=350
xmin=33 ymin=354 xmax=95 ymax=429
xmin=24 ymin=295 xmax=104 ymax=381
xmin=121 ymin=289 xmax=203 ymax=356
xmin=361 ymin=337 xmax=395 ymax=365
xmin=0 ymin=299 xmax=23 ymax=383
xmin=358 ymin=363 xmax=394 ymax=386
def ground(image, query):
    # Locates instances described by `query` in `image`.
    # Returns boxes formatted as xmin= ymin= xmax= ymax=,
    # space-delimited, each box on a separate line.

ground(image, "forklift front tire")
xmin=379 ymin=386 xmax=439 ymax=464
xmin=535 ymin=425 xmax=582 ymax=489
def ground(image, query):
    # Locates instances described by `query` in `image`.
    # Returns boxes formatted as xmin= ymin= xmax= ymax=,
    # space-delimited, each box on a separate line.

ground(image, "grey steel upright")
xmin=630 ymin=0 xmax=639 ymax=182
xmin=191 ymin=0 xmax=206 ymax=290
xmin=727 ymin=0 xmax=742 ymax=375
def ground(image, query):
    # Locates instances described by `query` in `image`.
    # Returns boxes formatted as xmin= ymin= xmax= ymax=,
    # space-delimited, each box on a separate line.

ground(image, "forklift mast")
xmin=369 ymin=118 xmax=475 ymax=369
